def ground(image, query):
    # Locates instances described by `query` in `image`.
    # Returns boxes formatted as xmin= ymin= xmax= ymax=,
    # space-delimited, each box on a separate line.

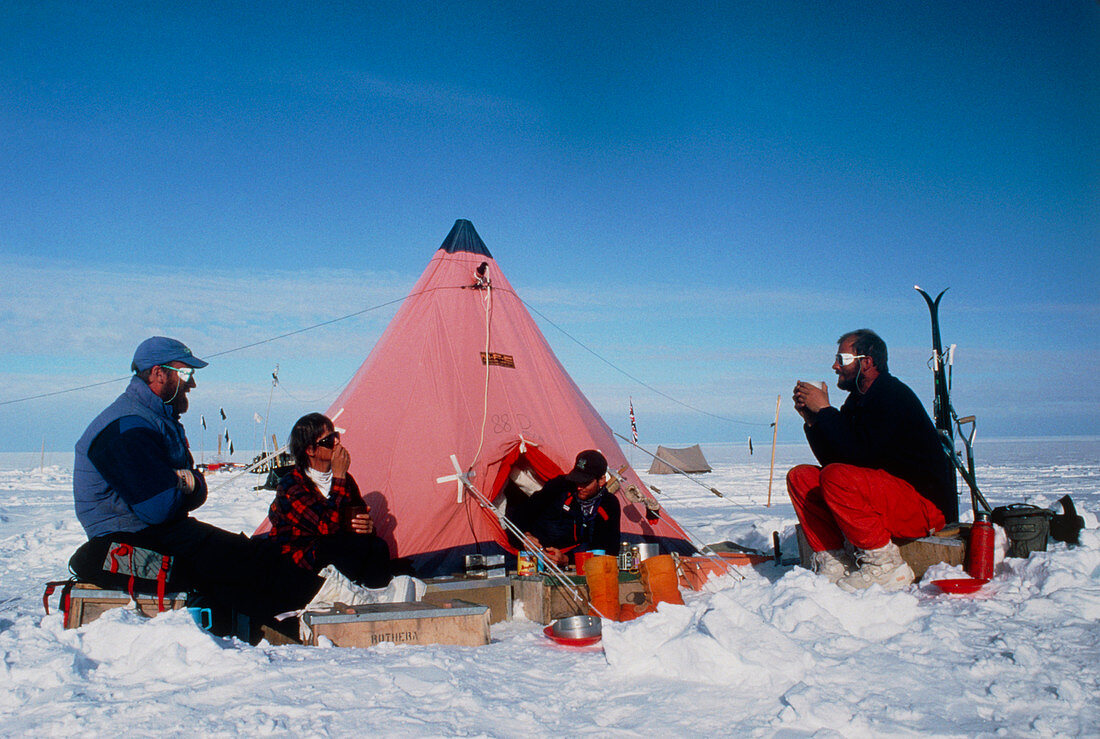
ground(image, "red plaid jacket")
xmin=267 ymin=467 xmax=364 ymax=571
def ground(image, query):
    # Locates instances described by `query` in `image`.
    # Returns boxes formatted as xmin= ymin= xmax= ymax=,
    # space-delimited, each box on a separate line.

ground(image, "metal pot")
xmin=551 ymin=614 xmax=602 ymax=639
xmin=635 ymin=543 xmax=660 ymax=562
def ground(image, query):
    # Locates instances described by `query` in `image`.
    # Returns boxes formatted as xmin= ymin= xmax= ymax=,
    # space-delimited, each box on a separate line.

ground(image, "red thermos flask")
xmin=967 ymin=511 xmax=995 ymax=580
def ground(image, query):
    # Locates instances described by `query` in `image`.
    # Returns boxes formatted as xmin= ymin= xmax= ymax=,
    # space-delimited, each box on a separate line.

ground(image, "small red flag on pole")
xmin=629 ymin=398 xmax=638 ymax=443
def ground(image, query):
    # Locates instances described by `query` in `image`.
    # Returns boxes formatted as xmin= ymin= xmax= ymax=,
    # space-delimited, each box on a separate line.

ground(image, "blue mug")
xmin=186 ymin=606 xmax=213 ymax=631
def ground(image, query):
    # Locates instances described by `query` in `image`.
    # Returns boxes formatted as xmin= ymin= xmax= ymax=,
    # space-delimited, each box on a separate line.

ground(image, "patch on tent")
xmin=481 ymin=352 xmax=515 ymax=368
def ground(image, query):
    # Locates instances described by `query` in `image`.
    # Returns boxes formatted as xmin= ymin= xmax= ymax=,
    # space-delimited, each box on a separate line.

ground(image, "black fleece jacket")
xmin=806 ymin=372 xmax=958 ymax=522
xmin=516 ymin=475 xmax=621 ymax=554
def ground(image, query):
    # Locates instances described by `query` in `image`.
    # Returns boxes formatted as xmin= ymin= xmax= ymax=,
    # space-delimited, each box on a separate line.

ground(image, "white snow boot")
xmin=837 ymin=542 xmax=915 ymax=592
xmin=811 ymin=548 xmax=856 ymax=583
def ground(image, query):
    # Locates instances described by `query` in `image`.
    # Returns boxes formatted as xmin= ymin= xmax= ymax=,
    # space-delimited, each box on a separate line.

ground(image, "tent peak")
xmin=439 ymin=219 xmax=493 ymax=258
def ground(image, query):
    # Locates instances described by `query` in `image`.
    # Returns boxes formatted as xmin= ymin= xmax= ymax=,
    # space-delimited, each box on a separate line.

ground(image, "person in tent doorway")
xmin=70 ymin=337 xmax=323 ymax=636
xmin=263 ymin=413 xmax=392 ymax=587
xmin=515 ymin=450 xmax=621 ymax=566
xmin=788 ymin=329 xmax=956 ymax=591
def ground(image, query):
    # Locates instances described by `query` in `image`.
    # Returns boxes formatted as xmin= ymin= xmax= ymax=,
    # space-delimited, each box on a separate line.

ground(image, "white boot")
xmin=811 ymin=549 xmax=855 ymax=583
xmin=837 ymin=542 xmax=914 ymax=592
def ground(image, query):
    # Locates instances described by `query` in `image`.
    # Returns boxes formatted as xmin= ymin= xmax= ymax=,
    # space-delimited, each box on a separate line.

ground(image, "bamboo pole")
xmin=766 ymin=394 xmax=781 ymax=507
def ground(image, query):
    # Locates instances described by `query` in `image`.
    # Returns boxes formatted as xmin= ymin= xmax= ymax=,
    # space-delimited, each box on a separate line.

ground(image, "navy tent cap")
xmin=439 ymin=219 xmax=492 ymax=258
xmin=131 ymin=336 xmax=209 ymax=372
xmin=565 ymin=450 xmax=608 ymax=484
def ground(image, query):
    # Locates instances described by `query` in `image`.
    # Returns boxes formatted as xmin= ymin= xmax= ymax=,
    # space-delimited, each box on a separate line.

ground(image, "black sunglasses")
xmin=314 ymin=431 xmax=340 ymax=449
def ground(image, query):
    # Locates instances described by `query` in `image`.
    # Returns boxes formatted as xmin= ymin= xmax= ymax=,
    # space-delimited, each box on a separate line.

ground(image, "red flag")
xmin=629 ymin=398 xmax=638 ymax=444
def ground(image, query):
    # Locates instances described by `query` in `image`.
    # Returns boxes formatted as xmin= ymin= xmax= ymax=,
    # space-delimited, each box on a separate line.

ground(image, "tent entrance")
xmin=483 ymin=441 xmax=568 ymax=553
xmin=492 ymin=459 xmax=546 ymax=517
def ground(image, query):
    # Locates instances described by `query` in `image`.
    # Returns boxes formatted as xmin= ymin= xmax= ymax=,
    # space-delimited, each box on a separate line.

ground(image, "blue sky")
xmin=1 ymin=2 xmax=1097 ymax=455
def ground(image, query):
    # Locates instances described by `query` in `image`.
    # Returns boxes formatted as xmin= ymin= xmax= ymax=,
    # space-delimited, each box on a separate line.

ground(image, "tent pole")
xmin=438 ymin=455 xmax=609 ymax=620
xmin=766 ymin=394 xmax=780 ymax=507
xmin=609 ymin=434 xmax=746 ymax=581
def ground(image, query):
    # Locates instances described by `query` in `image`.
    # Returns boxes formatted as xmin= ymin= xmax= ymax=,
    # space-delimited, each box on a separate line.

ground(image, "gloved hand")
xmin=176 ymin=468 xmax=208 ymax=510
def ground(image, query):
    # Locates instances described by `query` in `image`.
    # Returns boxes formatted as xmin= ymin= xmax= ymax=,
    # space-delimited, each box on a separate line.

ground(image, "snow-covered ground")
xmin=1 ymin=439 xmax=1097 ymax=735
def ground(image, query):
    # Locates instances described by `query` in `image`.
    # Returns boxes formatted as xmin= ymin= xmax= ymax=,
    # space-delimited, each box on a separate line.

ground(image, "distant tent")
xmin=259 ymin=220 xmax=694 ymax=575
xmin=647 ymin=445 xmax=712 ymax=474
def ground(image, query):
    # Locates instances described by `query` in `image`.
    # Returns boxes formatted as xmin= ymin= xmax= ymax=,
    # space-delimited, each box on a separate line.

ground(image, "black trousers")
xmin=70 ymin=517 xmax=322 ymax=623
xmin=311 ymin=532 xmax=393 ymax=588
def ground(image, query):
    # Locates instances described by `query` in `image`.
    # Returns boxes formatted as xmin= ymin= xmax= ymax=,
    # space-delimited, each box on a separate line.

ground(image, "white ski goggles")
xmin=159 ymin=365 xmax=196 ymax=382
xmin=834 ymin=353 xmax=867 ymax=366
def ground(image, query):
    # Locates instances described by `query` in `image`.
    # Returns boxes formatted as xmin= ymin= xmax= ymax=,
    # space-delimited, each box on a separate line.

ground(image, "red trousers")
xmin=786 ymin=463 xmax=946 ymax=551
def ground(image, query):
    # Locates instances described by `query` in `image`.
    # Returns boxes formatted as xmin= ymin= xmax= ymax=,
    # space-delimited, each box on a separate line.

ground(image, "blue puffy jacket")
xmin=74 ymin=376 xmax=206 ymax=538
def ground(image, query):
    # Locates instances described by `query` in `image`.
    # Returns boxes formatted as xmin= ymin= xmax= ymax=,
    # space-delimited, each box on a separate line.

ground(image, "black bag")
xmin=1049 ymin=495 xmax=1085 ymax=546
xmin=69 ymin=536 xmax=180 ymax=596
xmin=991 ymin=504 xmax=1051 ymax=559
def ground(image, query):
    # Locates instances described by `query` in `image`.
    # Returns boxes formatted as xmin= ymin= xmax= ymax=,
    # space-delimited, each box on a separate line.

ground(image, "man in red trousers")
xmin=788 ymin=329 xmax=956 ymax=591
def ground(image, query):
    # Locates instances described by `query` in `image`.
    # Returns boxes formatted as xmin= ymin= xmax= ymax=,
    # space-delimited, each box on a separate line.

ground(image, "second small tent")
xmin=647 ymin=444 xmax=712 ymax=474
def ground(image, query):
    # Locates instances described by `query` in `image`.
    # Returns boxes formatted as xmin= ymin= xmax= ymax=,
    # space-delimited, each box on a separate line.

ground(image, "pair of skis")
xmin=915 ymin=287 xmax=992 ymax=518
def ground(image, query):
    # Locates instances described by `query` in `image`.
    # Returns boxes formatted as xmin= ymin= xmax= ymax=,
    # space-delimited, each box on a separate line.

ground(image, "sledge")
xmin=44 ymin=581 xmax=189 ymax=629
xmin=794 ymin=524 xmax=967 ymax=580
xmin=421 ymin=574 xmax=512 ymax=624
xmin=674 ymin=552 xmax=772 ymax=590
xmin=301 ymin=600 xmax=491 ymax=648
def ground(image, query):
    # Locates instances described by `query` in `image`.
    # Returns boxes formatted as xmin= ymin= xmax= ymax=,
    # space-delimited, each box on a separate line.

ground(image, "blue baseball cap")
xmin=131 ymin=337 xmax=209 ymax=373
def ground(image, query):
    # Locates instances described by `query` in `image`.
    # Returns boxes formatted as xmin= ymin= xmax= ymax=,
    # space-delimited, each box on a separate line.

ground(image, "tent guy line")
xmin=613 ymin=432 xmax=749 ymax=507
xmin=1 ymin=266 xmax=767 ymax=436
xmin=0 ymin=293 xmax=413 ymax=407
xmin=519 ymin=296 xmax=769 ymax=429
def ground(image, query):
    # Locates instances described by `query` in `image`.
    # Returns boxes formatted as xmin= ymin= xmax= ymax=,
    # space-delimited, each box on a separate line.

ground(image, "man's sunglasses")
xmin=834 ymin=353 xmax=867 ymax=366
xmin=315 ymin=432 xmax=340 ymax=449
xmin=159 ymin=365 xmax=196 ymax=382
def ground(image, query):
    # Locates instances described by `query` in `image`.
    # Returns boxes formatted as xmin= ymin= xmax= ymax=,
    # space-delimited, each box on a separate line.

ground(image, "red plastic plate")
xmin=543 ymin=626 xmax=602 ymax=647
xmin=931 ymin=578 xmax=989 ymax=594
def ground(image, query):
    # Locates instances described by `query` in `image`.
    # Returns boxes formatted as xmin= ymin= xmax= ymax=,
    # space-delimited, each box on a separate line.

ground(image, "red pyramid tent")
xmin=321 ymin=220 xmax=694 ymax=575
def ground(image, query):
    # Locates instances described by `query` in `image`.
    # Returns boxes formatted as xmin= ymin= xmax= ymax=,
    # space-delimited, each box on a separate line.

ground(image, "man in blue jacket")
xmin=71 ymin=337 xmax=320 ymax=633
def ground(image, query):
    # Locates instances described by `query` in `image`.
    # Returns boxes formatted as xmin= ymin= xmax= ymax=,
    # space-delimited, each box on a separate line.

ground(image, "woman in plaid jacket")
xmin=266 ymin=413 xmax=392 ymax=587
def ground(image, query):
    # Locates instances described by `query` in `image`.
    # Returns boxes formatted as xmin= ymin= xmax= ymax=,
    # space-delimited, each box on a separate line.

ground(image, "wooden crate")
xmin=421 ymin=575 xmax=512 ymax=624
xmin=301 ymin=600 xmax=491 ymax=648
xmin=63 ymin=582 xmax=189 ymax=629
xmin=510 ymin=573 xmax=647 ymax=624
xmin=898 ymin=529 xmax=967 ymax=579
xmin=795 ymin=524 xmax=968 ymax=580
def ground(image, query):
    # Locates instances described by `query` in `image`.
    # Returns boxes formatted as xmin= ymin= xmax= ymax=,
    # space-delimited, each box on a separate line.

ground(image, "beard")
xmin=172 ymin=393 xmax=189 ymax=415
xmin=836 ymin=372 xmax=858 ymax=393
xmin=158 ymin=375 xmax=189 ymax=415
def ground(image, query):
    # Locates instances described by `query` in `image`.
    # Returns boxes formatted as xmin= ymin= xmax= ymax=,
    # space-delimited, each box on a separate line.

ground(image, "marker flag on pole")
xmin=629 ymin=398 xmax=638 ymax=443
xmin=200 ymin=415 xmax=206 ymax=430
xmin=254 ymin=412 xmax=263 ymax=424
xmin=219 ymin=408 xmax=227 ymax=420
